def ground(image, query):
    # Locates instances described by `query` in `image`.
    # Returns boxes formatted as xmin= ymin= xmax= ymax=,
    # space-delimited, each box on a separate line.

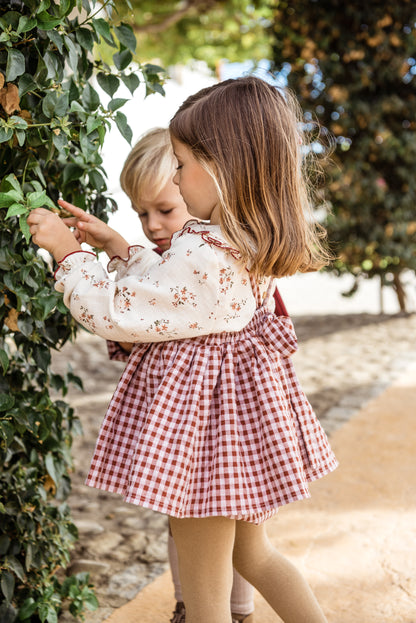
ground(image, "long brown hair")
xmin=170 ymin=76 xmax=331 ymax=277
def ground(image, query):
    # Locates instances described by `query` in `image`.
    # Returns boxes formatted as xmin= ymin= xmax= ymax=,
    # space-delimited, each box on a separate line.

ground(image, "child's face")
xmin=171 ymin=138 xmax=220 ymax=224
xmin=135 ymin=179 xmax=191 ymax=251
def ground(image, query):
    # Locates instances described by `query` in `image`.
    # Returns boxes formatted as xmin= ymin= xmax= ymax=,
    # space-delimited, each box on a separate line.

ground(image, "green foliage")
xmin=271 ymin=1 xmax=416 ymax=310
xmin=0 ymin=0 xmax=165 ymax=620
xmin=108 ymin=0 xmax=274 ymax=69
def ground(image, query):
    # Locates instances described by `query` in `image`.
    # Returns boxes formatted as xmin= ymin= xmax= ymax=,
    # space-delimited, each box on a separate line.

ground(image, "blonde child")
xmin=28 ymin=76 xmax=337 ymax=623
xmin=110 ymin=127 xmax=257 ymax=623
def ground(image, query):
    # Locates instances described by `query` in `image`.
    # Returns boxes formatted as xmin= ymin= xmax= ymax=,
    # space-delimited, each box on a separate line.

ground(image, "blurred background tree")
xmin=107 ymin=0 xmax=273 ymax=70
xmin=271 ymin=0 xmax=416 ymax=312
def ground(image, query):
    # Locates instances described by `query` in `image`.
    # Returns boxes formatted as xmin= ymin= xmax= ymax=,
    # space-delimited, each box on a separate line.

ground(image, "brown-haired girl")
xmin=28 ymin=76 xmax=337 ymax=623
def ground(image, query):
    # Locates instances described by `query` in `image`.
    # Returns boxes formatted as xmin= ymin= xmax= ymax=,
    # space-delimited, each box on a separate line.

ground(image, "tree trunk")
xmin=392 ymin=272 xmax=407 ymax=313
xmin=379 ymin=275 xmax=384 ymax=314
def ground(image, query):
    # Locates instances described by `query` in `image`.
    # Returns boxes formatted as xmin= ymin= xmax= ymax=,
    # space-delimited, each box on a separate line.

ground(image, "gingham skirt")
xmin=86 ymin=304 xmax=338 ymax=524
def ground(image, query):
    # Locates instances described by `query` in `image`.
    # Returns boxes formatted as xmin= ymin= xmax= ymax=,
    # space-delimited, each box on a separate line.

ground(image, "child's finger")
xmin=57 ymin=199 xmax=90 ymax=220
xmin=27 ymin=207 xmax=50 ymax=222
xmin=61 ymin=217 xmax=79 ymax=227
xmin=76 ymin=220 xmax=101 ymax=234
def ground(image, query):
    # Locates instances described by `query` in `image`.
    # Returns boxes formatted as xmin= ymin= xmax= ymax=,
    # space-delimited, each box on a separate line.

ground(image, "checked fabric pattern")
xmin=86 ymin=275 xmax=337 ymax=524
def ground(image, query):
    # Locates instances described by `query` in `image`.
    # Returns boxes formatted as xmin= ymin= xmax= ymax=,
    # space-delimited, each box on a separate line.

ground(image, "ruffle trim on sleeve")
xmin=107 ymin=245 xmax=145 ymax=273
xmin=54 ymin=250 xmax=97 ymax=279
xmin=177 ymin=221 xmax=242 ymax=261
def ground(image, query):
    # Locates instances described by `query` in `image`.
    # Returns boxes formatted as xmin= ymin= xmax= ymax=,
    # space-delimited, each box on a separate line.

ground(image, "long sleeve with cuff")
xmin=54 ymin=222 xmax=270 ymax=344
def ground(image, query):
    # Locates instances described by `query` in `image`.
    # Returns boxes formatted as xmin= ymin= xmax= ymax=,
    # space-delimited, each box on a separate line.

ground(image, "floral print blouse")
xmin=54 ymin=221 xmax=274 ymax=343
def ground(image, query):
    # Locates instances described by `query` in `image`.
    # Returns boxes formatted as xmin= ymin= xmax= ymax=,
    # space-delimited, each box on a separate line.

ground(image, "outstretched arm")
xmin=27 ymin=201 xmax=130 ymax=262
xmin=58 ymin=200 xmax=129 ymax=259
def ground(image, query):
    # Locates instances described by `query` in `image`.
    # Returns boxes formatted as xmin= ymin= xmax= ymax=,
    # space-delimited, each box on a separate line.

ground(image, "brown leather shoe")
xmin=170 ymin=602 xmax=186 ymax=623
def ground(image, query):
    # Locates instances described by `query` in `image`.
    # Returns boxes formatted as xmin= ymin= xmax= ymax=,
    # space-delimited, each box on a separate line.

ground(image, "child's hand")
xmin=58 ymin=199 xmax=129 ymax=259
xmin=27 ymin=207 xmax=81 ymax=261
xmin=58 ymin=200 xmax=114 ymax=249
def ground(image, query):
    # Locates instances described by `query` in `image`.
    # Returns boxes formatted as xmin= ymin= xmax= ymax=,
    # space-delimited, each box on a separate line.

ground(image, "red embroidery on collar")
xmin=177 ymin=222 xmax=242 ymax=261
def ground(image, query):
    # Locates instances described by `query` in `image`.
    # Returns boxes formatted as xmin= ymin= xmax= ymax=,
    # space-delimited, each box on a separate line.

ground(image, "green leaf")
xmin=36 ymin=0 xmax=51 ymax=13
xmin=120 ymin=72 xmax=140 ymax=95
xmin=17 ymin=15 xmax=37 ymax=34
xmin=114 ymin=111 xmax=132 ymax=144
xmin=0 ymin=536 xmax=10 ymax=556
xmin=42 ymin=91 xmax=57 ymax=118
xmin=19 ymin=214 xmax=31 ymax=243
xmin=2 ymin=10 xmax=22 ymax=30
xmin=6 ymin=203 xmax=28 ymax=218
xmin=9 ymin=115 xmax=28 ymax=130
xmin=3 ymin=173 xmax=22 ymax=194
xmin=46 ymin=606 xmax=58 ymax=623
xmin=86 ymin=116 xmax=102 ymax=134
xmin=0 ymin=349 xmax=9 ymax=373
xmin=96 ymin=72 xmax=120 ymax=97
xmin=26 ymin=190 xmax=55 ymax=209
xmin=63 ymin=35 xmax=79 ymax=75
xmin=43 ymin=50 xmax=61 ymax=80
xmin=39 ymin=295 xmax=58 ymax=321
xmin=88 ymin=169 xmax=106 ymax=191
xmin=47 ymin=29 xmax=64 ymax=53
xmin=0 ymin=125 xmax=13 ymax=143
xmin=0 ymin=422 xmax=14 ymax=446
xmin=143 ymin=63 xmax=166 ymax=74
xmin=0 ymin=394 xmax=14 ymax=411
xmin=84 ymin=592 xmax=99 ymax=610
xmin=45 ymin=453 xmax=58 ymax=485
xmin=25 ymin=543 xmax=34 ymax=573
xmin=145 ymin=81 xmax=165 ymax=97
xmin=76 ymin=27 xmax=94 ymax=51
xmin=6 ymin=555 xmax=25 ymax=582
xmin=0 ymin=189 xmax=24 ymax=207
xmin=18 ymin=73 xmax=38 ymax=97
xmin=81 ymin=83 xmax=100 ymax=111
xmin=38 ymin=603 xmax=49 ymax=623
xmin=54 ymin=92 xmax=69 ymax=117
xmin=92 ymin=18 xmax=115 ymax=47
xmin=6 ymin=48 xmax=25 ymax=82
xmin=0 ymin=603 xmax=17 ymax=623
xmin=114 ymin=23 xmax=136 ymax=53
xmin=18 ymin=598 xmax=37 ymax=619
xmin=113 ymin=49 xmax=132 ymax=71
xmin=58 ymin=0 xmax=72 ymax=17
xmin=108 ymin=98 xmax=129 ymax=112
xmin=62 ymin=163 xmax=84 ymax=184
xmin=15 ymin=129 xmax=26 ymax=146
xmin=0 ymin=570 xmax=14 ymax=604
xmin=36 ymin=12 xmax=63 ymax=30
xmin=69 ymin=100 xmax=85 ymax=115
xmin=52 ymin=130 xmax=68 ymax=151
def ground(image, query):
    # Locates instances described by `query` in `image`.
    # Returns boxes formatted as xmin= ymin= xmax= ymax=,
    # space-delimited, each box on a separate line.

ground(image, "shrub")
xmin=0 ymin=1 xmax=165 ymax=620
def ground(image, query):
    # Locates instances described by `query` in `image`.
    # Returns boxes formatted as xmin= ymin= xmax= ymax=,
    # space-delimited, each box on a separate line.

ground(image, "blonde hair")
xmin=120 ymin=127 xmax=176 ymax=208
xmin=170 ymin=76 xmax=331 ymax=277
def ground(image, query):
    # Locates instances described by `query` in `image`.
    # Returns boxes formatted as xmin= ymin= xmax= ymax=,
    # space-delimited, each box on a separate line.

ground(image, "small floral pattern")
xmin=54 ymin=222 xmax=274 ymax=344
xmin=115 ymin=285 xmax=136 ymax=313
xmin=170 ymin=286 xmax=197 ymax=308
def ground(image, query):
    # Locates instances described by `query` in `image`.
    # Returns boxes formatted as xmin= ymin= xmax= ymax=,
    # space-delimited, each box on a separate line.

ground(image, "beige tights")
xmin=169 ymin=516 xmax=328 ymax=623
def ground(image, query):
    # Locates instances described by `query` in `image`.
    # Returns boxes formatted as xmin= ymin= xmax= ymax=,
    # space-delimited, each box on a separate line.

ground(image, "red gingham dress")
xmin=86 ymin=272 xmax=338 ymax=524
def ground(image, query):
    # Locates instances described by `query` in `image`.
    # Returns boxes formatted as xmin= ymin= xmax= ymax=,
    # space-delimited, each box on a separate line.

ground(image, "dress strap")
xmin=249 ymin=275 xmax=275 ymax=309
xmin=263 ymin=277 xmax=277 ymax=308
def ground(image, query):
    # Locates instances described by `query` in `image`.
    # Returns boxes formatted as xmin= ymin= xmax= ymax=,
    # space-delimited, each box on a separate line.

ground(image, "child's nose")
xmin=172 ymin=171 xmax=179 ymax=185
xmin=147 ymin=213 xmax=162 ymax=231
